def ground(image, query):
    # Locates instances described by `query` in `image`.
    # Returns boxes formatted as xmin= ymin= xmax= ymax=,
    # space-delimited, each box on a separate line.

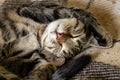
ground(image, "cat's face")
xmin=41 ymin=18 xmax=86 ymax=57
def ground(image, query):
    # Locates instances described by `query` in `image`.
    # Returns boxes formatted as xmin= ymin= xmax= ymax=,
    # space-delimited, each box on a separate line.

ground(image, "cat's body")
xmin=0 ymin=1 xmax=112 ymax=80
xmin=0 ymin=7 xmax=55 ymax=80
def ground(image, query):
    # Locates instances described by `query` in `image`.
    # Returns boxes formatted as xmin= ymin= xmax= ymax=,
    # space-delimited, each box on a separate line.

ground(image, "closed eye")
xmin=70 ymin=34 xmax=81 ymax=38
xmin=56 ymin=33 xmax=81 ymax=38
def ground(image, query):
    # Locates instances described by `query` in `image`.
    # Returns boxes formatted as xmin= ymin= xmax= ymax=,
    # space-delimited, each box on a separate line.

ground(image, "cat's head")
xmin=41 ymin=18 xmax=112 ymax=58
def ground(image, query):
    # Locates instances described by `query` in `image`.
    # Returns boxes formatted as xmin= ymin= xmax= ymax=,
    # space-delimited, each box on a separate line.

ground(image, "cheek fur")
xmin=56 ymin=38 xmax=82 ymax=57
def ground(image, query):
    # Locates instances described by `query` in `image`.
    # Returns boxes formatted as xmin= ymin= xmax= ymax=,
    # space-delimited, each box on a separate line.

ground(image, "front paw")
xmin=25 ymin=63 xmax=56 ymax=80
xmin=43 ymin=50 xmax=65 ymax=66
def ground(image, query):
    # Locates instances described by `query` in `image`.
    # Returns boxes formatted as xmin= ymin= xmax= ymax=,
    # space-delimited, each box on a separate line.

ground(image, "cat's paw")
xmin=25 ymin=62 xmax=57 ymax=80
xmin=47 ymin=56 xmax=65 ymax=67
xmin=43 ymin=50 xmax=65 ymax=66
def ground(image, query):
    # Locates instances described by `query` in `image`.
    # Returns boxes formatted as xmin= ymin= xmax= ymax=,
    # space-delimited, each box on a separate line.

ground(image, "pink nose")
xmin=57 ymin=33 xmax=63 ymax=39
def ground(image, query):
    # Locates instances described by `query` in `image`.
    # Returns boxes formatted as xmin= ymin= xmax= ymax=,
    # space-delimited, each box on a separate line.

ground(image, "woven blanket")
xmin=0 ymin=0 xmax=120 ymax=80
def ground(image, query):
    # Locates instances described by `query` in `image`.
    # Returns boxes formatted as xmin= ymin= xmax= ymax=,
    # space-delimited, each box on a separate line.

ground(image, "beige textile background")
xmin=0 ymin=0 xmax=5 ymax=6
xmin=0 ymin=0 xmax=120 ymax=67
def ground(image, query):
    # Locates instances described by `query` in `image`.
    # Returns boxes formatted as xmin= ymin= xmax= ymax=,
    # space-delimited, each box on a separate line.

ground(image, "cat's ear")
xmin=85 ymin=21 xmax=113 ymax=48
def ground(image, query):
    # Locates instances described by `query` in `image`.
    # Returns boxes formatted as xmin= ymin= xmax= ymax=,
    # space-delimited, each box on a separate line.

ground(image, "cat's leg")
xmin=17 ymin=5 xmax=55 ymax=23
xmin=23 ymin=50 xmax=65 ymax=80
xmin=1 ymin=49 xmax=57 ymax=80
xmin=0 ymin=66 xmax=21 ymax=80
xmin=51 ymin=55 xmax=91 ymax=80
xmin=50 ymin=47 xmax=98 ymax=80
xmin=24 ymin=59 xmax=57 ymax=80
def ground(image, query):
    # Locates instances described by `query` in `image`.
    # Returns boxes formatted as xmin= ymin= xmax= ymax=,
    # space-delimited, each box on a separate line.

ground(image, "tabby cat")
xmin=0 ymin=1 xmax=112 ymax=80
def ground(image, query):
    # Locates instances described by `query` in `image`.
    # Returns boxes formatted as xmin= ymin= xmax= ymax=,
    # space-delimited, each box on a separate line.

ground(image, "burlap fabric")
xmin=72 ymin=61 xmax=120 ymax=80
xmin=0 ymin=0 xmax=120 ymax=80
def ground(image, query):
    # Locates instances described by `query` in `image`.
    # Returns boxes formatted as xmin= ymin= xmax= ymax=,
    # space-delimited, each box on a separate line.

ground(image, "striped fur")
xmin=0 ymin=1 xmax=112 ymax=80
xmin=0 ymin=7 xmax=57 ymax=80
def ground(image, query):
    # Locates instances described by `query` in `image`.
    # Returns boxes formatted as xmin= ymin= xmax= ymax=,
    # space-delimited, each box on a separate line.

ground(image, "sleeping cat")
xmin=19 ymin=2 xmax=113 ymax=80
xmin=0 ymin=1 xmax=112 ymax=80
